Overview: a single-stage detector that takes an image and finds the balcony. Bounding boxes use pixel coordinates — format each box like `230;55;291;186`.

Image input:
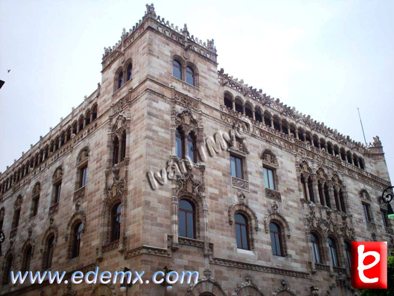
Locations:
232;177;249;191
265;188;281;201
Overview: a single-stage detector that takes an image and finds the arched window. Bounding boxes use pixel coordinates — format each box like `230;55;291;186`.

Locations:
245;103;253;118
187;132;197;162
71;222;84;258
298;128;305;141
186;66;195;86
120;130;127;161
224;92;233;109
310;233;322;264
178;199;195;238
117;71;123;89
175;127;184;159
273;115;281;131
2;254;13;285
126;63;132;81
255;107;263;122
43;234;55;270
270;222;284;256
235;212;250;250
235;98;243;113
346;151;352;164
328;237;339;267
173;59;182;80
110;202;122;242
112;136;119;165
22;244;33;271
264;111;272;127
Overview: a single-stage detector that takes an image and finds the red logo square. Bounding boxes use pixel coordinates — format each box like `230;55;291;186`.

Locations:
351;241;387;289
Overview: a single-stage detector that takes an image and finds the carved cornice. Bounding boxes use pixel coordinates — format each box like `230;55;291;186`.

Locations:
210;257;310;279
219;110;390;189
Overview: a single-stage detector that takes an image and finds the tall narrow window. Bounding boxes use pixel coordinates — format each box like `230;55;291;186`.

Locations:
53;182;61;204
43;234;55;270
318;181;325;205
79;165;88;188
2;254;13;285
52;167;62;206
328;237;339;267
324;183;331;208
175;128;184;158
308;176;315;202
333;188;340;211
11;208;20;230
381;209;389;228
126;63;132;81
362;202;373;223
344;241;352;268
22;245;33;272
263;167;275;190
186;132;197;162
110;203;122;242
235;213;250;250
178;199;195;238
310;233;322;264
270;222;284;256
230;155;243;179
112;136;119;165
117;71;123;89
71;222;84;258
186;66;195;85
120;131;127;161
173;60;182;80
339;189;346;213
301;175;308;200
31;195;39;217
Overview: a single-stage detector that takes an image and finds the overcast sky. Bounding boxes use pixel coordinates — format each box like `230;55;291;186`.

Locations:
1;0;393;182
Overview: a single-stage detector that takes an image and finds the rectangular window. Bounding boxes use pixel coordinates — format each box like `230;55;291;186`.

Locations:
263;167;275;190
230;155;243;179
79;166;88;188
362;202;372;223
381;209;389;228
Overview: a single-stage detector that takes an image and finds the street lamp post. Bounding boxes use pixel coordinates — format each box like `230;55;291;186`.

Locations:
382;186;394;220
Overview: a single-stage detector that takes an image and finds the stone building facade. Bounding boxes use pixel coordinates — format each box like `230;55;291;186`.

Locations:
0;4;392;296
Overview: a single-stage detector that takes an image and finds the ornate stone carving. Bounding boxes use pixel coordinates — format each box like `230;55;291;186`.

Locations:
272;279;297;296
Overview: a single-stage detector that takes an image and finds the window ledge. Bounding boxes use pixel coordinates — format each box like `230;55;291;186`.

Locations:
73;186;86;202
171;76;199;89
236;248;255;255
178;237;204;249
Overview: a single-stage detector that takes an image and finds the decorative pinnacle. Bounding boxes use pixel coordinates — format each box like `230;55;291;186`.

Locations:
145;3;156;17
182;24;189;37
